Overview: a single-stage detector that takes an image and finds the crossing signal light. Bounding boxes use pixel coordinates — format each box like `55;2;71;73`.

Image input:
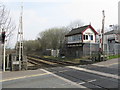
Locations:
1;31;5;44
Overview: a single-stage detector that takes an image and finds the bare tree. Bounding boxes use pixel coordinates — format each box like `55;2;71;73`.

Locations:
23;40;41;54
38;27;69;50
0;4;16;47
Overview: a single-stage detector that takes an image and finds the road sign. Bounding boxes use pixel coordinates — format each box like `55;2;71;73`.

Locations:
12;61;19;64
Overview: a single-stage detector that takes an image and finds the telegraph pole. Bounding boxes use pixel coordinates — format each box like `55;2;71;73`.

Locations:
101;10;105;54
99;10;105;61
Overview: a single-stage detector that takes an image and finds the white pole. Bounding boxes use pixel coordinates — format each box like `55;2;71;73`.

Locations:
3;41;6;72
102;10;105;54
6;54;9;69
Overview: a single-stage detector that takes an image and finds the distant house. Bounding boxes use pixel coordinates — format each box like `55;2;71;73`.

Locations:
104;30;120;43
64;25;98;58
104;30;120;55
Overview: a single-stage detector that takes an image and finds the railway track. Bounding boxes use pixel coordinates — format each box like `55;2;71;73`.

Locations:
27;55;78;68
27;55;68;69
27;56;59;67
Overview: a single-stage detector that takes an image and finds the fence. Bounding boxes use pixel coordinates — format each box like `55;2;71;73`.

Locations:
107;43;120;55
43;49;60;57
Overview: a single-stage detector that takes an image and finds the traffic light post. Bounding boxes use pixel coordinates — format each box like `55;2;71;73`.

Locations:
0;31;5;44
2;31;5;44
0;29;6;72
3;40;6;72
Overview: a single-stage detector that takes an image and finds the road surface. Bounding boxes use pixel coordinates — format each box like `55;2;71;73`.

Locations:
1;58;119;89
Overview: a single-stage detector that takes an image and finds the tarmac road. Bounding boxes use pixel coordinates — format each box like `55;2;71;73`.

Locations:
2;58;119;89
45;66;119;89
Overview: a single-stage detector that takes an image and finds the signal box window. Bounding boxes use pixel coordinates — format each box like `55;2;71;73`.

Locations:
83;35;88;40
90;35;93;40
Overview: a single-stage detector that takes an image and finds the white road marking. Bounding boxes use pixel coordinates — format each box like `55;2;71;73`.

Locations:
78;82;85;85
67;66;120;79
41;69;87;88
78;79;96;85
93;63;118;67
87;79;96;83
92;64;107;67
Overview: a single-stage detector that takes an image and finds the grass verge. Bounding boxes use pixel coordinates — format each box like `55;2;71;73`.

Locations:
43;56;90;64
108;54;120;60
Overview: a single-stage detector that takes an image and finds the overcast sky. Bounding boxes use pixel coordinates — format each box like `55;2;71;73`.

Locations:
1;0;119;48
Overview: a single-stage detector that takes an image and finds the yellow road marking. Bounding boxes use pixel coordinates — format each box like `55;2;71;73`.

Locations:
0;73;50;82
107;63;118;66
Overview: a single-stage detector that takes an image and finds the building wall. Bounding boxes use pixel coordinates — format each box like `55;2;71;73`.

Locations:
83;43;99;56
83;28;96;43
67;34;82;44
104;34;120;55
104;34;116;44
65;46;83;58
114;43;120;54
107;41;120;55
65;43;100;58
